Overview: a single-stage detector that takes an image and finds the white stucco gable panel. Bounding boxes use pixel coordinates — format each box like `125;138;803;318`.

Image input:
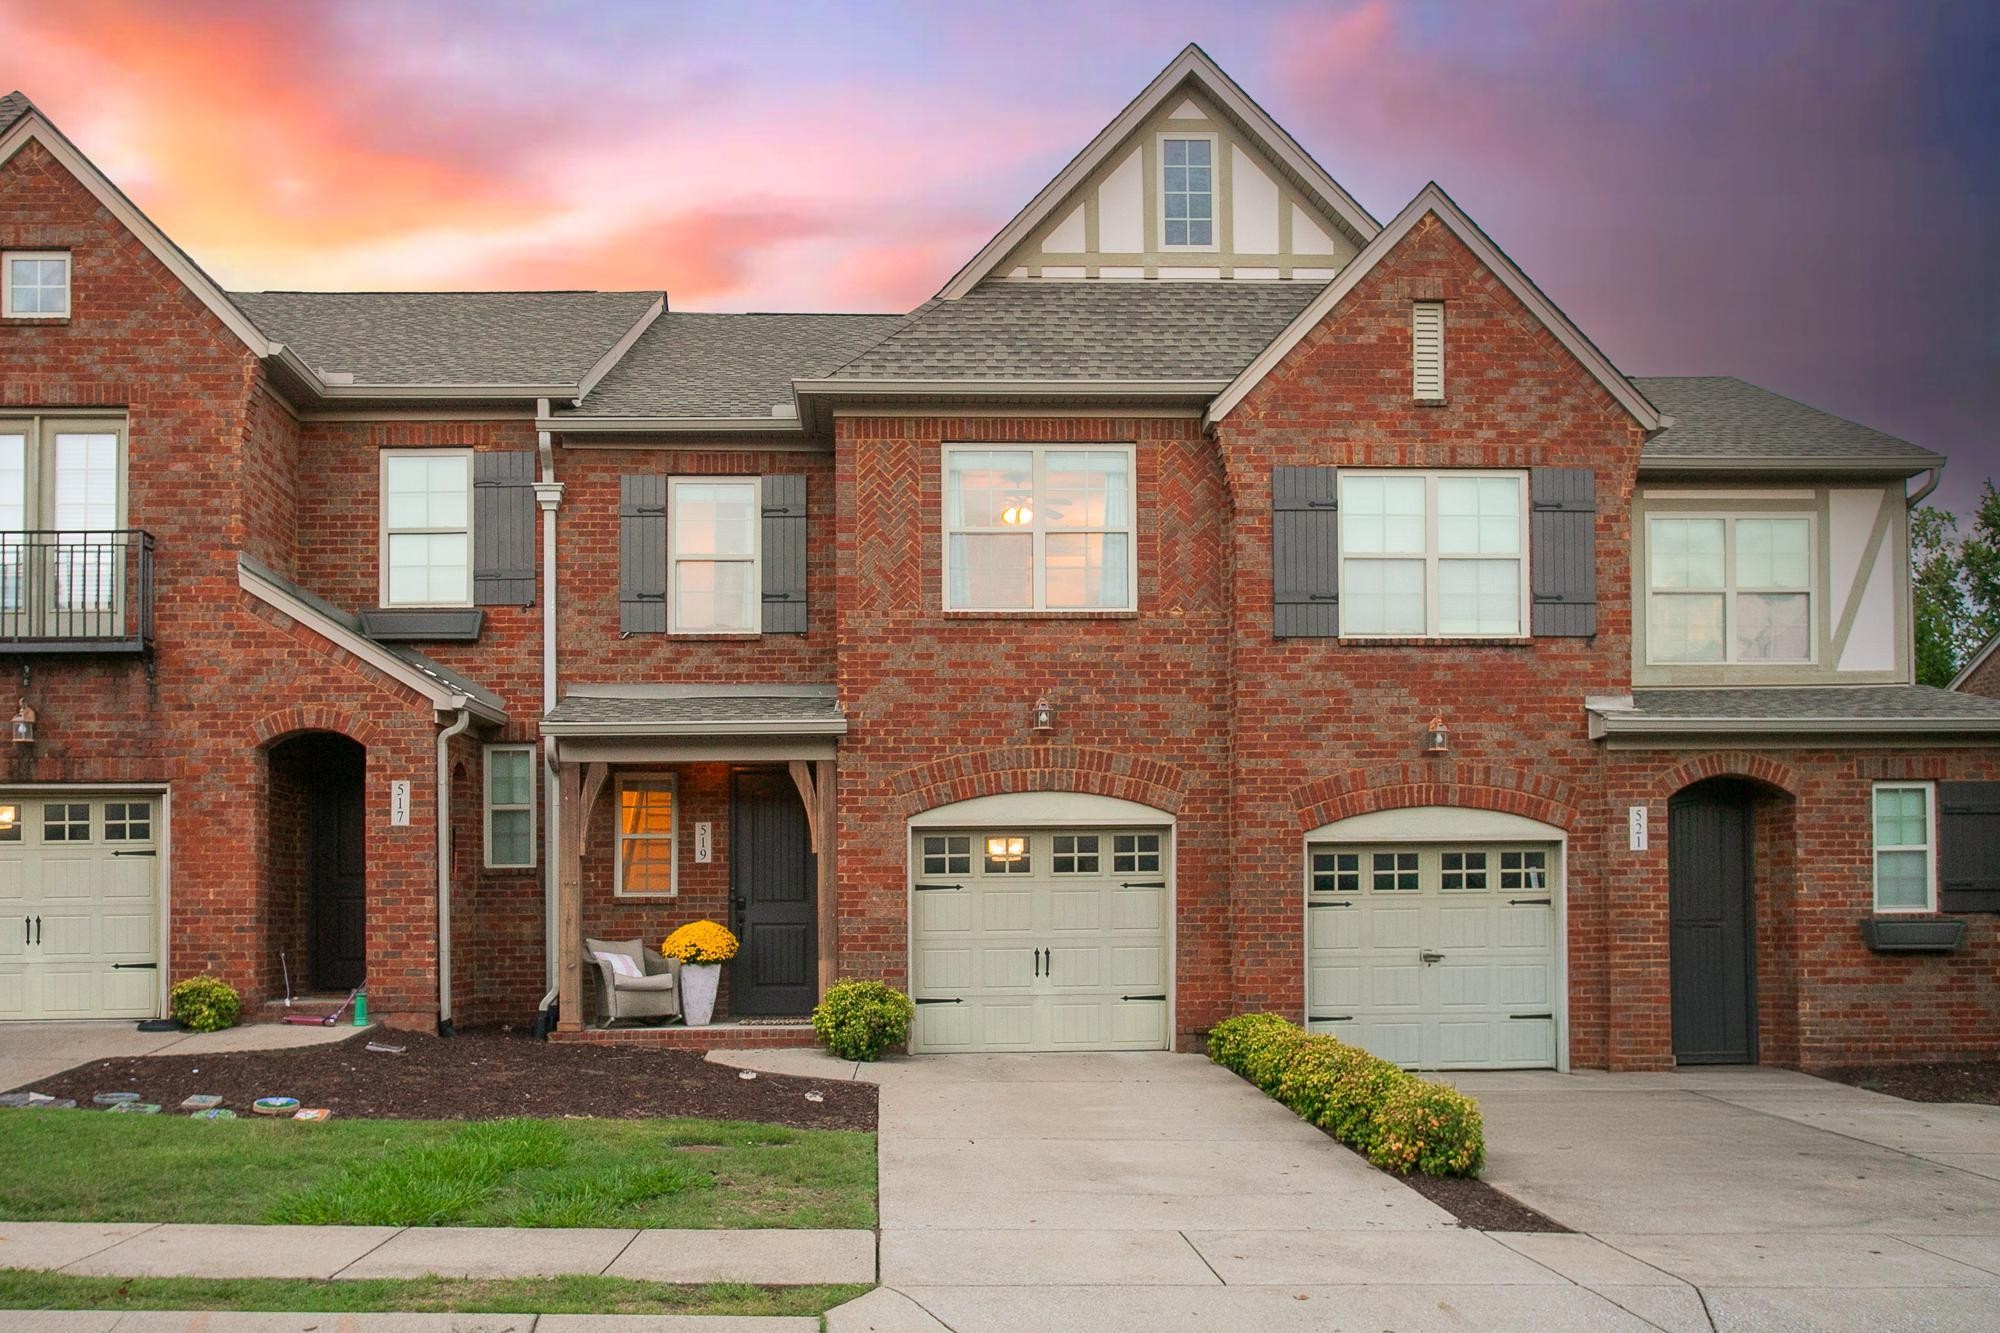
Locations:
1292;203;1340;255
1827;487;1883;628
1839;544;1899;671
1232;144;1280;253
1045;202;1087;253
1098;148;1146;253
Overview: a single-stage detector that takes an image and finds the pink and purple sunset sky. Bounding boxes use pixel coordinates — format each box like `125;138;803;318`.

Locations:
3;0;1995;514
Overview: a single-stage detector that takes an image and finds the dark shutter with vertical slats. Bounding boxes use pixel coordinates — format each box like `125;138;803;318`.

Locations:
619;474;667;634
472;450;537;606
760;474;808;634
1530;467;1596;637
1272;465;1338;638
1939;781;2000;913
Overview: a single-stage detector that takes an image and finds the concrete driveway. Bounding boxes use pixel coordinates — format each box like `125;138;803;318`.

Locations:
1;1020;361;1091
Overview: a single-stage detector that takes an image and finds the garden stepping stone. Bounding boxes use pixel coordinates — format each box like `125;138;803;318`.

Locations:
93;1092;141;1105
252;1097;300;1116
108;1102;161;1115
191;1107;237;1121
0;1092;40;1107
180;1094;223;1110
26;1099;76;1109
293;1108;332;1122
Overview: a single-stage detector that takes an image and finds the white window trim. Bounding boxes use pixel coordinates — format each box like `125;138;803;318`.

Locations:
3;250;71;319
378;448;474;609
1336;469;1530;639
1155;131;1220;253
668;475;762;636
483;744;536;870
1871;781;1936;914
941;443;1139;613
613;772;679;898
1644;512;1818;666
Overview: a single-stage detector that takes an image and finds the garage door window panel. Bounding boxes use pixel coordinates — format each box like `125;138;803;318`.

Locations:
1112;833;1160;875
103;801;150;842
920;834;971;877
982;833;1031;875
43;803;89;842
1312;850;1360;893
1052;834;1100;874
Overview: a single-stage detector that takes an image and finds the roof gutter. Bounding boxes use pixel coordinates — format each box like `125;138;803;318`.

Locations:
1636;455;1947;480
1907;465;1943;508
1589;713;2000;741
536;414;808;435
539;717;850;739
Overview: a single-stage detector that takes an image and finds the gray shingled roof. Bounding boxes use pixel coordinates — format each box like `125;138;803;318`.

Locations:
230;290;660;388
1636;377;1941;467
543;687;845;734
238;555;506;716
1623;686;2000;724
0;92;30;139
821;281;1325;382
560;312;904;420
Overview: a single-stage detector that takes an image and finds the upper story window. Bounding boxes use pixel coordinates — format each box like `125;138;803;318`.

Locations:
3;252;70;318
669;477;760;634
1872;782;1934;913
943;445;1135;612
0;415;127;623
1339;471;1526;637
1160;136;1214;248
380;450;471;607
1646;515;1812;664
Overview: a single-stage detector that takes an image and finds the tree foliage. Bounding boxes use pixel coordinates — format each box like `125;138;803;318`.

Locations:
1912;480;2000;686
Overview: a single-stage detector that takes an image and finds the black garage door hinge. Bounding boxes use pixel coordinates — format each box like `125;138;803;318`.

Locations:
112;962;158;970
1308;899;1353;909
1507;897;1552;906
1508;1012;1553;1021
913;996;961;1005
1120;993;1167;1002
111;849;158;858
1120;881;1166;889
913;883;962;892
1309;1014;1353;1022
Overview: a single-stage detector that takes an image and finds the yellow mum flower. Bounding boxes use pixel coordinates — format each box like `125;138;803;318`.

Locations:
660;919;740;965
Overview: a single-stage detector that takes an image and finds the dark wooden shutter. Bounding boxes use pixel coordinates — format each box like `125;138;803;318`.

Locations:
1530;467;1596;636
1272;465;1338;638
1939;781;2000;913
760;474;808;634
472;450;537;606
618;474;667;634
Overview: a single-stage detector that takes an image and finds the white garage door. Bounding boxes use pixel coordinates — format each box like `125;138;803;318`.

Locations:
1307;843;1557;1069
0;794;161;1020
910;827;1170;1053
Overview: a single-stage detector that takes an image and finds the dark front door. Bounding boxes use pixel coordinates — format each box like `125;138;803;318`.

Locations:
730;769;817;1016
308;755;367;991
1668;783;1757;1063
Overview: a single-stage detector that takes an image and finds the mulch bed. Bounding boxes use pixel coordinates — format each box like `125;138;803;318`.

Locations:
1820;1060;2000;1106
7;1029;875;1131
1396;1171;1569;1232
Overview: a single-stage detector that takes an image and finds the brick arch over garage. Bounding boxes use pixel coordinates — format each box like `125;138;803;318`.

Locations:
1295;761;1581;833
1650;752;1803;800
250;704;384;750
889;745;1190;819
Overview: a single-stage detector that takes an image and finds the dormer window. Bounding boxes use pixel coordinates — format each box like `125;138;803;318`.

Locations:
3;252;70;318
1160;137;1214;248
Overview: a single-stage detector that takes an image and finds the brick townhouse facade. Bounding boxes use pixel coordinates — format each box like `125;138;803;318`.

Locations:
2;47;1996;1070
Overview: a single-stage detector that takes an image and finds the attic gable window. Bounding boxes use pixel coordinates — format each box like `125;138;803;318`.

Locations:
1412;302;1445;400
3;252;69;318
1160;137;1214;248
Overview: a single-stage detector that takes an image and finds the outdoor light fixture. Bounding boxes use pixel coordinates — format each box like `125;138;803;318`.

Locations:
985;834;1027;863
10;701;35;747
1031;695;1055;734
1423;716;1450;755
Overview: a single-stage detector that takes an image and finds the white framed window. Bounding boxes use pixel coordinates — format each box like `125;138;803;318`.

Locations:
0;415;129;623
614;774;677;897
943;445;1136;612
1339;471;1528;637
484;744;536;869
1158;134;1216;248
380;449;472;607
3;251;70;318
669;476;760;634
1872;783;1934;913
1412;301;1445;401
1647;514;1813;664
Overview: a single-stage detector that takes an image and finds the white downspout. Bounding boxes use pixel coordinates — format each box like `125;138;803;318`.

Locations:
534;405;565;1024
436;704;474;1035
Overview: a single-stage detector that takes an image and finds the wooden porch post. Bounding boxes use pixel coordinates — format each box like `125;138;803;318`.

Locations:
555;759;609;1033
788;758;840;999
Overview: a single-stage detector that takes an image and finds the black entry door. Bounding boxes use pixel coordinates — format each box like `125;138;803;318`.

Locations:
730;769;818;1016
1668;784;1757;1063
308;760;367;991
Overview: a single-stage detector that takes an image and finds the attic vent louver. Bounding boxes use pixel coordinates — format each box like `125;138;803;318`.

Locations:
1412;302;1444;401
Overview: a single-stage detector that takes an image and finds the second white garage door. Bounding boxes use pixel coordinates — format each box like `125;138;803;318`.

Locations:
910;828;1170;1053
0;793;162;1020
1307;842;1558;1069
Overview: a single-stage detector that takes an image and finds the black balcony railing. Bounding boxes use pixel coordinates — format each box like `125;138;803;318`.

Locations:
0;530;155;654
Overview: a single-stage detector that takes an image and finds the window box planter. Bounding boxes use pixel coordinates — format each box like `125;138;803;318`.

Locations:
360;607;484;641
1859;918;1965;954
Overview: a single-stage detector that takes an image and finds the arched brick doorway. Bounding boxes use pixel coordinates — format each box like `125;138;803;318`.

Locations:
267;731;367;993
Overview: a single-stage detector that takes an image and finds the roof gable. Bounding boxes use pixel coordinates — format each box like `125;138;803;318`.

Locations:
1209;182;1662;431
937;45;1378;299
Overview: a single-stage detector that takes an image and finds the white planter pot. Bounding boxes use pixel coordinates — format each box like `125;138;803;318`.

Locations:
681;963;721;1027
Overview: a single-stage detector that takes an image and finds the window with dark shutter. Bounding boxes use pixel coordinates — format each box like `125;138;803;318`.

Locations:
1272;465;1338;638
1530;467;1596;637
472;450;536;606
1939;781;2000;913
618;474;667;634
761;473;808;634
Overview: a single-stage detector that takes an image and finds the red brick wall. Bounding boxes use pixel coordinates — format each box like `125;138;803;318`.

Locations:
1959;644;2000;698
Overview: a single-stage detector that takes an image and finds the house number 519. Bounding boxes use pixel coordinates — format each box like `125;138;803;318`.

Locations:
694;822;712;863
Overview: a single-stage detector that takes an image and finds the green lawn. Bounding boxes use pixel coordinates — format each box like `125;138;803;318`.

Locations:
0;1112;874;1229
0;1270;868;1316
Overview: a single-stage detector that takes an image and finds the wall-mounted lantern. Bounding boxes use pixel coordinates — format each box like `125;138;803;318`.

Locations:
10;701;36;747
1031;695;1055;734
1423;716;1449;755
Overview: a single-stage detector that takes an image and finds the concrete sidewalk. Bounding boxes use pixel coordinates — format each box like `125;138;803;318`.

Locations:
0;1221;875;1285
0;1020;361;1091
0;1317;817;1332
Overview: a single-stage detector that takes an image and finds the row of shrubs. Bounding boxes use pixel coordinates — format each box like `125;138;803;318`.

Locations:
1208;1012;1485;1177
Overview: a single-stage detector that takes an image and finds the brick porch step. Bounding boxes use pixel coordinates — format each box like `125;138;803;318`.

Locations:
550;1020;819;1050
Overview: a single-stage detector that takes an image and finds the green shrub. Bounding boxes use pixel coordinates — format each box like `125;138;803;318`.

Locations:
169;975;241;1033
1205;1013;1484;1178
811;979;915;1061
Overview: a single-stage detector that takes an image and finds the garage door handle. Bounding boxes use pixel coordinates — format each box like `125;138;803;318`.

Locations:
111;849;157;858
1419;950;1444;964
33;916;39;945
112;962;157;970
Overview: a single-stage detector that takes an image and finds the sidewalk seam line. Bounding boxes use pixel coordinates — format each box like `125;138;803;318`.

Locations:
51;1220;165;1274
599;1227;642;1277
1894;1234;2000;1280
1686;1087;1999;1185
901;1287;965;1333
328;1225;407;1280
1573;1278;1682;1333
1177;1229;1227;1286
